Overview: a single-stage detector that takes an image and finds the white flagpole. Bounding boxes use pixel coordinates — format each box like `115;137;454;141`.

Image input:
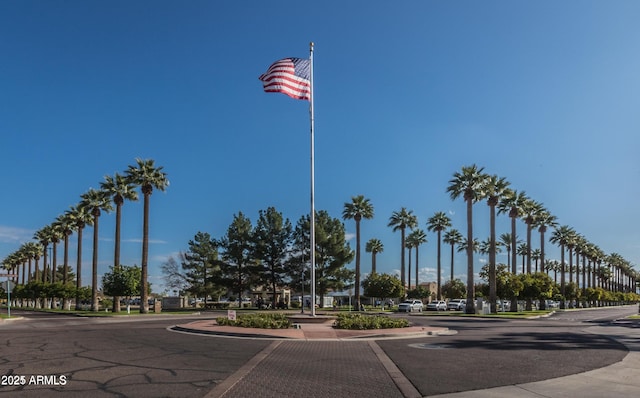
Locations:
309;42;316;317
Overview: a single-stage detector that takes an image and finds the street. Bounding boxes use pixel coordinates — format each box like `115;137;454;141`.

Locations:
0;306;636;397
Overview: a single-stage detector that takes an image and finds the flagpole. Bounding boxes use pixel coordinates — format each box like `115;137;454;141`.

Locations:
309;41;316;317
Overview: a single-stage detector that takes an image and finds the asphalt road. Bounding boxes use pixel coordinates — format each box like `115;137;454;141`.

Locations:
0;306;635;397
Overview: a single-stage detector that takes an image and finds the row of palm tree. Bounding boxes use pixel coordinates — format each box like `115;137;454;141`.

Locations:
1;158;168;313
448;164;637;313
344;164;637;314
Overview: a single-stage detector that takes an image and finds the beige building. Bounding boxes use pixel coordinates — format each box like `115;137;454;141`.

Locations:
417;282;438;300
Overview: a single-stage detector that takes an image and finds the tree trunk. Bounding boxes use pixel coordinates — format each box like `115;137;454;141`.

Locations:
465;197;475;314
140;190;151;314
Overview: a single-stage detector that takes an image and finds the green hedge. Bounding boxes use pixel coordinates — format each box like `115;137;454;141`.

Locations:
216;313;292;329
333;313;410;330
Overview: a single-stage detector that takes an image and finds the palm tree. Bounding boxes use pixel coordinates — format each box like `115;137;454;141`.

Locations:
388;207;418;292
80;188;114;312
443;229;463;282
34;225;54;284
565;230;579;289
342;195;374;310
482;174;510;313
405;238;415;290
24;242;42;284
447;164;486;314
66;204;94;310
550;225;575;309
407;228;427;292
516;242;529;274
365;238;384;274
533;210;557;273
498;233;514;269
126;158;169;313
457;238;479;256
574;235;588;298
521;199;543;275
101;172;139;312
49;223;63;284
426;212;450;300
497;189;528;275
54;213;74;285
531;249;541;272
545;259;559;283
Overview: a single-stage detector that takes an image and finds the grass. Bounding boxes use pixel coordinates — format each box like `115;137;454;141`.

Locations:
415;309;554;319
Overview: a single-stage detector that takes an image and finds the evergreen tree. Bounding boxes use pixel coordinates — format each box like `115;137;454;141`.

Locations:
292;211;354;306
219;212;255;303
181;232;223;305
253;207;293;308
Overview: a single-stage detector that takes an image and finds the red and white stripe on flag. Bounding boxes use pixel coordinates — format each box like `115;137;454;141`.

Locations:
259;58;311;101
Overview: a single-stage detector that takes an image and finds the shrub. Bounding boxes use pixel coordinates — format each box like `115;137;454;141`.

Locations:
333;313;410;330
216;313;292;329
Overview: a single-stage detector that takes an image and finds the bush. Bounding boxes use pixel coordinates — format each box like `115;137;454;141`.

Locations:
333;313;410;330
216;313;292;329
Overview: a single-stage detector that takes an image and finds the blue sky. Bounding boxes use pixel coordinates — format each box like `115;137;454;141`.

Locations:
1;1;639;294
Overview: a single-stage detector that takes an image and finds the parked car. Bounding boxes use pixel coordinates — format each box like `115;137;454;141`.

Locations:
545;300;560;309
427;300;447;311
397;300;424;313
447;299;466;311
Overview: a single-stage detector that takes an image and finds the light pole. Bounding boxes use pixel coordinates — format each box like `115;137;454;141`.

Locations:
300;253;305;314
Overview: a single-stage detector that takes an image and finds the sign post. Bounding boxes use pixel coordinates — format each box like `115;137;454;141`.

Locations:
1;274;18;318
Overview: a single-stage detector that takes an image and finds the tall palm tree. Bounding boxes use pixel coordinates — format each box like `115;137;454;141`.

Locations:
565;230;579;288
405;238;415;290
80;188;114;312
426;212;450;300
497;189;528;312
482;174;510;313
24;242;42;283
443;229;463;282
521;199;543;275
497;189;528;274
48;222;64;285
531;249;541;272
516;242;529;274
498;233;514;269
574;235;588;297
457;238;479;256
365;238;384;274
388;207;418;292
342;195;374;310
54;213;74;285
66;204;94;310
101;172;139;312
407;228;427;292
447;164;486;314
126;158;169;314
34;225;54;283
550;225;575;309
533;210;557;273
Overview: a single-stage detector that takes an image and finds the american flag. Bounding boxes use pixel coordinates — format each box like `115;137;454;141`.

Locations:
258;58;311;101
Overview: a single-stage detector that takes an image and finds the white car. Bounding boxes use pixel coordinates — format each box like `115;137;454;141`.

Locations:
447;299;466;311
397;300;424;313
426;300;447;311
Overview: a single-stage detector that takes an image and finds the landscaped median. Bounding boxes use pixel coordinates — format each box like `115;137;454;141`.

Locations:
173;311;449;340
215;312;411;330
